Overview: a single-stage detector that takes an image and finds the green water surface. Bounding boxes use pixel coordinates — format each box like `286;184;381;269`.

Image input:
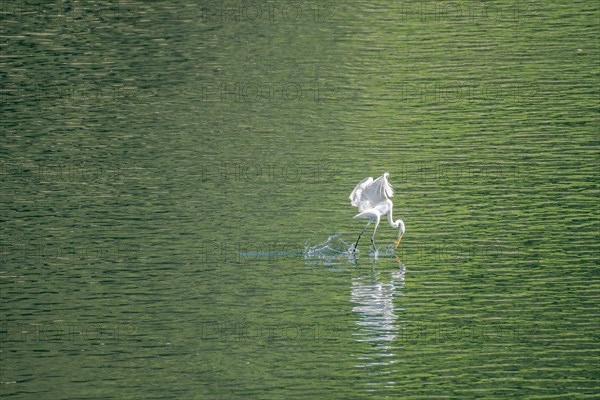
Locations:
1;1;598;399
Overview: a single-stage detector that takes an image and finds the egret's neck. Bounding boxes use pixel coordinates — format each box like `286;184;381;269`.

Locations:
386;202;404;235
387;201;399;228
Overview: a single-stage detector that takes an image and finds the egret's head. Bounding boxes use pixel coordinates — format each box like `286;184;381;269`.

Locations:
396;220;405;235
394;220;405;249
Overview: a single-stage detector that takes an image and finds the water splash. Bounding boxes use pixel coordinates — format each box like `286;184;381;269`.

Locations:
304;234;358;263
236;234;398;264
304;234;400;264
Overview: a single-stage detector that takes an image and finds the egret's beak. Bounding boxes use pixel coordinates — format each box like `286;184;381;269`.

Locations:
394;234;403;249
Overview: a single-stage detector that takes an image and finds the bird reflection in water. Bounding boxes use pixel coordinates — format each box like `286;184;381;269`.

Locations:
351;264;405;370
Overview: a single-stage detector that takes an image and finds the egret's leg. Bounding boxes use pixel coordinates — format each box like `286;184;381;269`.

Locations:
353;219;372;251
370;216;381;251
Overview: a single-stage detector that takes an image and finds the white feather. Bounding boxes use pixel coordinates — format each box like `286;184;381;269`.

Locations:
349;172;394;213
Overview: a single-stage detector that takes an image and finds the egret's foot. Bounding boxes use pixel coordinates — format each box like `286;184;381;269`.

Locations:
369;239;378;257
370;247;379;259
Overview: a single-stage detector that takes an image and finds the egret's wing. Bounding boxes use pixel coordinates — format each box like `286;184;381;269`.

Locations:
360;173;394;209
349;177;373;208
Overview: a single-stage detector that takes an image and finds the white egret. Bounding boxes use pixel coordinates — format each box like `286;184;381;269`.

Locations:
349;172;405;252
